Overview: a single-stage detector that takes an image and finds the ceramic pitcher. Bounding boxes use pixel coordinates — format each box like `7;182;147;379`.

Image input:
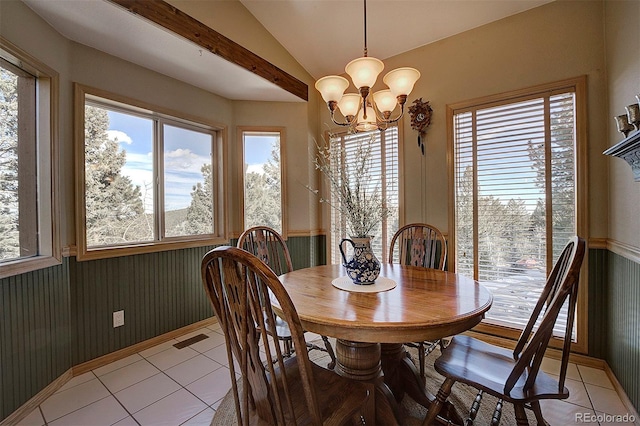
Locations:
339;237;381;285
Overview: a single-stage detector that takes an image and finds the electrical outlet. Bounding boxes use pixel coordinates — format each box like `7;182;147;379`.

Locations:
113;310;124;328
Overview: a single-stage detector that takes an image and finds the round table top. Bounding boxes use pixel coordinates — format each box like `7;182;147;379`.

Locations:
278;263;493;344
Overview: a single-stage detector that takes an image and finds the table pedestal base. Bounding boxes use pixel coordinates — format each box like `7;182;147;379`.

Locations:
333;339;464;425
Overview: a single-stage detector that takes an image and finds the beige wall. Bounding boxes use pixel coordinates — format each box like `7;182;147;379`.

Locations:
604;0;640;252
1;0;322;249
319;0;609;240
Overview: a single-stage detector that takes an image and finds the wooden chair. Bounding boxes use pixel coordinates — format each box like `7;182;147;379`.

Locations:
201;246;373;425
388;223;447;380
238;226;337;369
423;236;586;426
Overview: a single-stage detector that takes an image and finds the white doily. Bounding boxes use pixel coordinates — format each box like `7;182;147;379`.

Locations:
331;276;397;293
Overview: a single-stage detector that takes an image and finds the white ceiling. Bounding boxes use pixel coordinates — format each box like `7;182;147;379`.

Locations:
23;0;553;102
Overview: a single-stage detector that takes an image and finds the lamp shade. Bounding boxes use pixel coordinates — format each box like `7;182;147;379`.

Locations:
345;57;384;89
383;67;420;97
315;75;349;103
355;107;378;132
337;93;361;118
373;89;397;113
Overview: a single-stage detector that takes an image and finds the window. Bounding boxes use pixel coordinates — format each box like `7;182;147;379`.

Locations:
450;77;587;349
327;127;401;264
0;40;59;278
238;128;286;235
76;85;226;260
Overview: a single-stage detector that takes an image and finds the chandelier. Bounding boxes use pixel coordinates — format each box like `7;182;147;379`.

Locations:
314;0;420;132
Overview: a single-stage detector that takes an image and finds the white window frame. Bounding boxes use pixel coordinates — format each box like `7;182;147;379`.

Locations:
447;76;588;353
237;127;287;238
75;84;228;261
0;38;60;279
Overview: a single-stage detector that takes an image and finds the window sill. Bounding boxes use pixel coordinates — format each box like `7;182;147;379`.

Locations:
0;255;63;279
76;236;228;261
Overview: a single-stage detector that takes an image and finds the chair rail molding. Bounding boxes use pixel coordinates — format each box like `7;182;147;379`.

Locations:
604;129;640;182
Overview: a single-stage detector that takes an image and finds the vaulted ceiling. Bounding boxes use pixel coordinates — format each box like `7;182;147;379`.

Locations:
22;0;553;102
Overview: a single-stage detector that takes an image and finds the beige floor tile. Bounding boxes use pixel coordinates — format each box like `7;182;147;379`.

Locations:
99;359;161;393
585;384;629;416
55;371;96;393
186;367;233;406
16;408;44;426
165;354;223;387
563;377;593;409
145;345;200;371
578;365;614;389
133;388;207;426
112;416;139;426
188;331;226;354
48;396;128;426
139;339;179;358
203;344;230;366
539;399;596;426
93;353;143;377
40;378;110;422
182;408;215;426
540;357;581;381
114;373;181;413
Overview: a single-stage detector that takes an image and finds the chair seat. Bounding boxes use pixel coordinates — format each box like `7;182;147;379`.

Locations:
434;335;569;403
240;356;371;425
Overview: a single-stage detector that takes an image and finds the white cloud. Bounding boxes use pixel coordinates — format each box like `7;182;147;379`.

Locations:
246;164;265;174
164;148;209;174
107;130;133;145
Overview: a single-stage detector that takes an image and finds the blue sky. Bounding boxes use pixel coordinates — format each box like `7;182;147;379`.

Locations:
107;111;211;213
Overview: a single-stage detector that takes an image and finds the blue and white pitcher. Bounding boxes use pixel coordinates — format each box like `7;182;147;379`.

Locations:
339;237;381;285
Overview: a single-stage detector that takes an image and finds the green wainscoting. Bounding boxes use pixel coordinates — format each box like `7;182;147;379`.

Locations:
0;260;72;421
2;240;637;421
605;250;640;412
0;235;324;421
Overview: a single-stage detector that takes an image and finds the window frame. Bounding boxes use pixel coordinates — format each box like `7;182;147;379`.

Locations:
447;76;589;354
237;126;288;238
324;125;405;264
0;37;60;279
74;83;228;261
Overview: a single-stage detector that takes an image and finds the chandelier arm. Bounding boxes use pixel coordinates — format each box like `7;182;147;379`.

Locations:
330;110;359;127
370;98;406;124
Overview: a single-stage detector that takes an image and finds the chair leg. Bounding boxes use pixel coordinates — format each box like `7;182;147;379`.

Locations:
422;377;455;426
321;335;337;369
514;403;530;426
418;342;426;380
282;337;293;357
490;399;503;426
465;390;483;425
529;401;549;426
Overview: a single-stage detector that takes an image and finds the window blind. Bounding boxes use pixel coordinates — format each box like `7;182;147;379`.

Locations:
453;91;577;337
328;128;399;264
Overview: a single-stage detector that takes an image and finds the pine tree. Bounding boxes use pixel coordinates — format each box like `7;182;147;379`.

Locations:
84;105;146;246
0;67;20;259
184;164;213;235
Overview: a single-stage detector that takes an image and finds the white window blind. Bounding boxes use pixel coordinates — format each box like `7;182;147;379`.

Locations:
453;90;577;337
328;128;400;264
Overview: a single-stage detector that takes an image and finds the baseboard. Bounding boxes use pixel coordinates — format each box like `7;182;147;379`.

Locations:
0;369;73;426
2;317;217;425
603;363;640;426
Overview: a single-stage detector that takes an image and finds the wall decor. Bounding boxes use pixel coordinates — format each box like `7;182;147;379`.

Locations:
408;98;433;155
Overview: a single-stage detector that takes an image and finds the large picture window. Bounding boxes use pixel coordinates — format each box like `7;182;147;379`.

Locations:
327;127;401;264
449;77;587;350
0;40;59;278
76;85;226;260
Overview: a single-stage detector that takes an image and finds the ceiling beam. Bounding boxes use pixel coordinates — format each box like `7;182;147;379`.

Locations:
106;0;308;101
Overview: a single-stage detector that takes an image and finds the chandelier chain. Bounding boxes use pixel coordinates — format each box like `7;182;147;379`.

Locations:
363;0;368;57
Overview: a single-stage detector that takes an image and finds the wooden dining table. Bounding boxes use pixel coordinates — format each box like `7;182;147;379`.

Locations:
276;263;493;425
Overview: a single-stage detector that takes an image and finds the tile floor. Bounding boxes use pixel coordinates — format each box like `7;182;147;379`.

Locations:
15;320;638;426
